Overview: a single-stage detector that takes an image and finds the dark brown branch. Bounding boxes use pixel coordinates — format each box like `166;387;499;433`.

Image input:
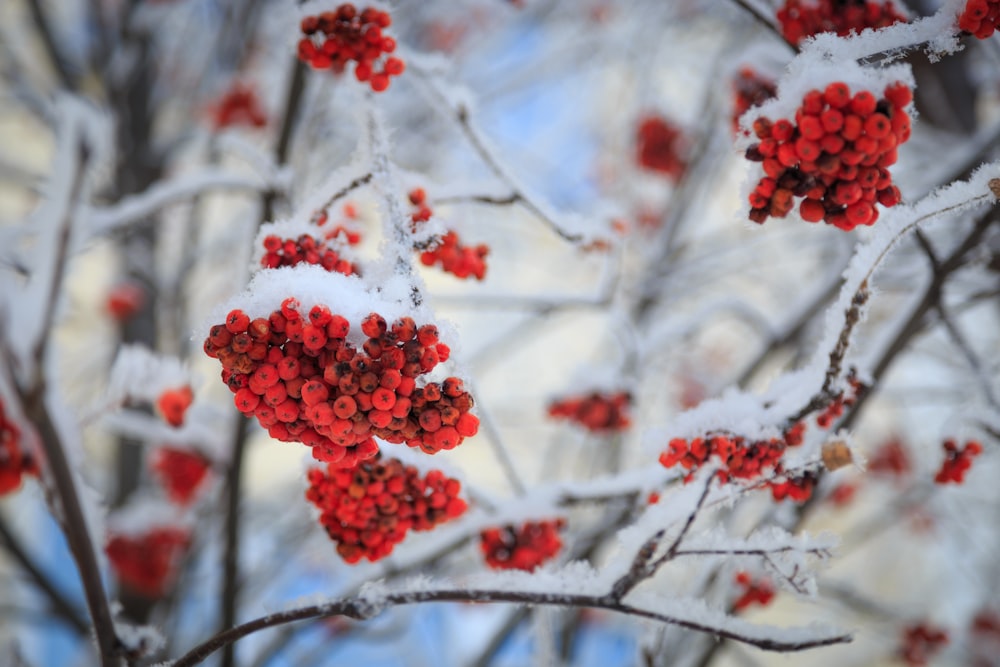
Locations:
16;139;122;666
172;587;851;666
311;172;374;222
218;57;306;667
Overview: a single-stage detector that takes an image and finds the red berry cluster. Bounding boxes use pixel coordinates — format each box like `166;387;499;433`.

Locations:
635;115;686;180
306;456;467;563
732;67;777;134
151;447;212;506
815;374;865;428
745;81;912;230
105;527;190;597
933;439;982;484
156;386;193;427
298;5;405;93
659;422;805;485
210;83;267;130
732;571;775;611
898;622;949;666
261;234;359;276
204;305;479;466
106;282;145;322
546;391;632;433
769;470;817;502
970;608;1000;666
827;480;858;506
777;0;907;45
1;400;36;496
408;188;489;281
480;519;565;572
958;0;1000;38
868;437;911;478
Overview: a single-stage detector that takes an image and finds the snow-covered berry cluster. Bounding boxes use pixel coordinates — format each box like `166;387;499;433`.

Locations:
210;83;267;130
261;234;359;276
933;439;982;484
298;5;405;92
479;519;564;572
0;399;36;496
958;0;1000;38
732;571;775;611
547;391;631;433
745;81;912;230
306;456;467;563
777;0;907;45
732;67;777;134
635;115;687;179
105;527;190;598
151;446;213;506
204;305;479;467
659;423;816;501
408;188;489;281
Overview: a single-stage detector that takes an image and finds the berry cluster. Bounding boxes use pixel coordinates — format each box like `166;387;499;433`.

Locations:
408;188;489;281
261;234;359;276
868;437;911;478
298;5;405;92
151;447;212;506
958;0;1000;39
732;67;777;134
306;456;467;563
777;0;907;45
105;527;190;597
480;519;564;572
106;282;145;322
156;386;194;427
933;439;982;484
204;305;479;466
1;400;36;496
732;571;775;611
815;374;865;428
659;422;805;484
210;83;267;130
769;470;817;502
745;81;912;230
546;391;632;433
898;622;949;666
635;115;686;180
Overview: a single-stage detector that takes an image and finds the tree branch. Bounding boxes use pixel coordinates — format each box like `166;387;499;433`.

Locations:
172;586;851;667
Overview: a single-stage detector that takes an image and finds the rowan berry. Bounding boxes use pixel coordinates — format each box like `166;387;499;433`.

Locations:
157;386;194;427
152;446;212;505
934;439;982;484
106;282;146;321
480;519;564;571
297;5;404;92
777;0;907;45
732;67;777;133
209;82;267;130
744;80;911;229
635;114;687;179
547;391;631;433
732;572;775;611
106;527;190;597
306;455;467;563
